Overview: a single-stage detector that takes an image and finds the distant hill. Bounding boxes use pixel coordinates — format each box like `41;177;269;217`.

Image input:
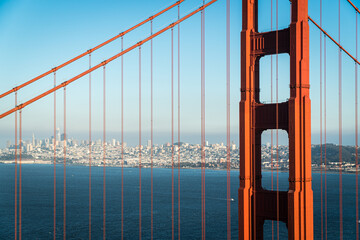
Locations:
312;144;357;164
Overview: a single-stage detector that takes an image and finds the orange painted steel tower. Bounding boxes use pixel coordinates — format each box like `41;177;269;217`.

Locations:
239;0;314;239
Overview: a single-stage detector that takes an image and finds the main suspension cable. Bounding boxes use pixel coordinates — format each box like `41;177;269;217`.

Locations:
0;0;218;120
0;0;184;100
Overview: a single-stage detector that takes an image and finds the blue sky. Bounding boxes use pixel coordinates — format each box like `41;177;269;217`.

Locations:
0;0;359;147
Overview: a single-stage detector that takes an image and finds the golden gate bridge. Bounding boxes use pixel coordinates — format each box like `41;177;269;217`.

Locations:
0;0;359;239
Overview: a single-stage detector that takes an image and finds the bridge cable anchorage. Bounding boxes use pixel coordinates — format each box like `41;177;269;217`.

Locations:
226;0;231;239
139;45;142;240
121;36;124;240
88;53;92;240
53;72;57;240
103;64;106;240
171;27;175;240
276;0;279;238
201;1;206;239
0;0;218;120
320;0;323;239
339;0;343;237
356;10;359;240
177;4;181;239
63;86;67;240
150;20;154;240
0;0;184;100
14;92;18;240
19;109;22;240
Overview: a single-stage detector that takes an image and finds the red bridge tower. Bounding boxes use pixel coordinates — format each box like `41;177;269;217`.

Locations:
239;0;314;239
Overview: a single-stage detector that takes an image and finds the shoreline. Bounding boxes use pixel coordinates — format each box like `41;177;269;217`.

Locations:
0;159;358;175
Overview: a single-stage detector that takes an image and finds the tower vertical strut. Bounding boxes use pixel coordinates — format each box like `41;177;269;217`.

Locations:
239;0;314;239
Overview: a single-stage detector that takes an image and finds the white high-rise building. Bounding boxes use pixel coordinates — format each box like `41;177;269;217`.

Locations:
57;128;61;142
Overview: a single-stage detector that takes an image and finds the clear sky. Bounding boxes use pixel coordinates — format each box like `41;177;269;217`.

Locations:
0;0;359;147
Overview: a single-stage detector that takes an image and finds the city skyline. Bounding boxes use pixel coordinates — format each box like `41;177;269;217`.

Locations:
1;0;360;149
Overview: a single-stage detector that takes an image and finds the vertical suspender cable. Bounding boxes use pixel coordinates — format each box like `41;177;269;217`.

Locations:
226;0;231;239
177;5;181;239
54;72;57;240
201;1;206;239
88;53;92;240
19;110;22;240
171;27;175;240
103;65;107;240
338;0;343;238
121;36;124;240
150;21;154;240
270;0;274;238
324;36;328;240
355;10;359;240
276;0;279;238
139;46;142;240
63;86;66;240
320;1;323;239
15;92;17;240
